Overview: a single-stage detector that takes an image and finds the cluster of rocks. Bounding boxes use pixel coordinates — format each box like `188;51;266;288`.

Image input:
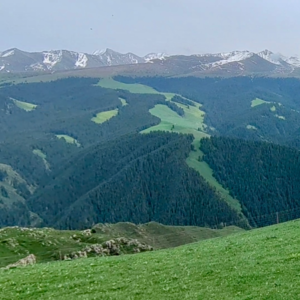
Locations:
63;237;153;260
4;254;36;270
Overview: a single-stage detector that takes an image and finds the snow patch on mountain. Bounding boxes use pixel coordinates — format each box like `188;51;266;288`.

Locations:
257;50;284;65
1;49;15;58
43;51;62;69
128;53;138;64
30;63;46;71
93;48;108;56
75;53;88;68
284;56;300;67
144;53;168;62
206;51;254;67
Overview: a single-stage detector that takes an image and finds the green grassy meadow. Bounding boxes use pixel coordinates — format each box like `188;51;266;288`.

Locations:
1;220;300;299
186;140;242;213
98;78;159;94
56;135;81;147
10;98;37;112
251;98;270;107
91;109;118;124
119;97;128;106
275;114;286;120
246;124;257;130
32;149;50;170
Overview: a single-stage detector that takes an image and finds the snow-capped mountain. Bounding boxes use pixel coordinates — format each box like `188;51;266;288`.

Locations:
153;50;300;76
144;53;168;62
0;48;168;73
0;48;299;76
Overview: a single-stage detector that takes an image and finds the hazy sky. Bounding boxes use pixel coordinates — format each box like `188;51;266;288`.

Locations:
1;0;299;56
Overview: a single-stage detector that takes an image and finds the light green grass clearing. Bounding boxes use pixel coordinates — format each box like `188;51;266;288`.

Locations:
56;135;80;147
2;220;300;299
270;105;276;112
32;149;50;170
275;114;286;120
91;109;118;124
10;98;37;112
98;78;176;101
246;125;257;130
119;97;128;106
251;98;270;107
98;78;159;94
141;104;207;139
186;140;242;213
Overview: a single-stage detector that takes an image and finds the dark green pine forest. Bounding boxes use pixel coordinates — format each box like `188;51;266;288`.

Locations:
1;76;300;230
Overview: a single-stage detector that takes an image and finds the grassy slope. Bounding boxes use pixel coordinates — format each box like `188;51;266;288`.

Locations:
91;109;118;124
0;222;242;268
275;114;286;120
56;135;81;147
119;97;128;106
10;98;37;112
1;220;300;299
0;164;34;207
0;164;33;192
251;97;270;107
0;182;25;207
186;140;242;212
32;149;50;171
251;98;286;120
246;125;257;130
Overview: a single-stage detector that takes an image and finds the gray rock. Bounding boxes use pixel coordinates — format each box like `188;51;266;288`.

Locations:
4;254;36;269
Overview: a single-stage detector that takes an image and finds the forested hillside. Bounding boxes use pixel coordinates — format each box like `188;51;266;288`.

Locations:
2;76;300;230
28;133;243;229
201;136;300;226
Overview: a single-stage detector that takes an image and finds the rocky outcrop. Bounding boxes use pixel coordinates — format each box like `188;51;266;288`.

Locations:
63;237;153;260
4;254;36;269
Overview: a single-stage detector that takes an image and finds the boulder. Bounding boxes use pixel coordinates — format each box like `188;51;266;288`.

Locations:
5;254;36;269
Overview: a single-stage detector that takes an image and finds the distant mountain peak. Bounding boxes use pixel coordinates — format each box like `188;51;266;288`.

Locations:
257;49;285;65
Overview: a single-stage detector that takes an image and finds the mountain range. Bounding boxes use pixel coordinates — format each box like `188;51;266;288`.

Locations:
0;48;167;73
1;48;300;76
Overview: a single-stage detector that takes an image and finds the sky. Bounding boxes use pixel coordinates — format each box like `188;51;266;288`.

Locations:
0;0;299;56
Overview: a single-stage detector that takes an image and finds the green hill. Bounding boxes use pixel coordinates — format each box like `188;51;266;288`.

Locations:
0;222;242;268
1;219;299;299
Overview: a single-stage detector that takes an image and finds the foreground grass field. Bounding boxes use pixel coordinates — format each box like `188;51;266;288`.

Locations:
1;220;300;299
